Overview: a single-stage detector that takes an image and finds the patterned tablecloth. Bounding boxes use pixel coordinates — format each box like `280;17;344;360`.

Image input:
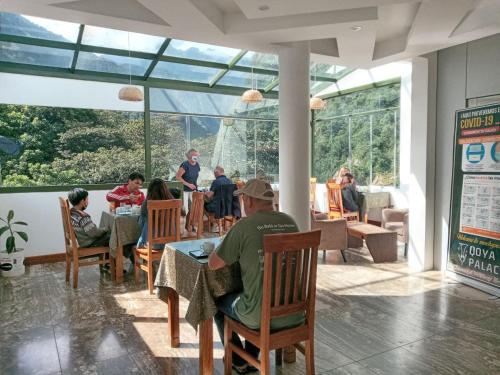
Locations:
99;212;141;257
155;238;242;330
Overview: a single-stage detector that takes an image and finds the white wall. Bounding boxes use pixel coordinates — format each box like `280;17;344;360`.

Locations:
0;190;110;256
0;73;143;111
434;33;500;271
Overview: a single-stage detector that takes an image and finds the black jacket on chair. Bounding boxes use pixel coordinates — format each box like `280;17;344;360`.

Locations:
213;184;241;219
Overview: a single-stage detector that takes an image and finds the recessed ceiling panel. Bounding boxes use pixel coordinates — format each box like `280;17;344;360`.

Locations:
52;0;170;26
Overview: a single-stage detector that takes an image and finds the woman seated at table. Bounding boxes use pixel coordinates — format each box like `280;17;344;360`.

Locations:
137;178;174;250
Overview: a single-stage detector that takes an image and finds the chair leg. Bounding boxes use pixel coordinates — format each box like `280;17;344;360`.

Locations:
341;250;347;263
134;250;140;285
224;318;232;375
305;338;315;375
109;255;115;281
65;253;71;283
275;348;283;366
404;243;408;257
72;259;79;289
147;259;154;295
261;349;270;375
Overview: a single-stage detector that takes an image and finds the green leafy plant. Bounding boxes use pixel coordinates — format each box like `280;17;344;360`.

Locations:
0;210;28;254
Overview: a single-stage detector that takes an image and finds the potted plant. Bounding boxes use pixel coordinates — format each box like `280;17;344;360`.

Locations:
0;210;28;277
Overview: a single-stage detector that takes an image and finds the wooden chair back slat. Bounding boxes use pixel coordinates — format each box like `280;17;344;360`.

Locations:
273;252;283;307
292;250;302;303
283;252;293;306
262;230;321;325
59;197;79;251
301;248;310;305
326;182;344;215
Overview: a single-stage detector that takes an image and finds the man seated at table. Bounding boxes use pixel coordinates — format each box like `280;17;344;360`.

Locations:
208;179;301;374
204;166;232;213
106;172;145;208
69;188;110;247
341;173;359;212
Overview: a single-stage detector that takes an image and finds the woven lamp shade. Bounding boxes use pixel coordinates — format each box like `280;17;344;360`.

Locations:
309;96;326;110
118;86;144;102
241;89;263;103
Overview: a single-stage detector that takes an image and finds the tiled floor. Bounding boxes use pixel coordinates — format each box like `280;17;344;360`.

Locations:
0;246;498;374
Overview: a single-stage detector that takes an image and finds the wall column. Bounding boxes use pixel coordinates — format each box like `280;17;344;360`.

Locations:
278;42;310;231
400;56;436;271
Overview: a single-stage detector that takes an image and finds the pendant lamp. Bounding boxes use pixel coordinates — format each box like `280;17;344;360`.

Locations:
309;63;326;110
242;67;263;103
119;32;143;102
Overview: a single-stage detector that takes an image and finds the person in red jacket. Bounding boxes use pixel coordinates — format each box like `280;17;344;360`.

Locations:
106;172;145;207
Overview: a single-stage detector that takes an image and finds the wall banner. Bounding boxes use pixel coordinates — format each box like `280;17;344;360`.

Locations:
447;103;500;288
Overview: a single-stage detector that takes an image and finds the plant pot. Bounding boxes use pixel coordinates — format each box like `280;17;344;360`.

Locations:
0;249;25;277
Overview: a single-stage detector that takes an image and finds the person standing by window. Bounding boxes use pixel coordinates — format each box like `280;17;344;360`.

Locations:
175;148;200;214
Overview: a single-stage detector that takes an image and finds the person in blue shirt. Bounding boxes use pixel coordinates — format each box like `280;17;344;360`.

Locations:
136;178;174;250
175;148;201;214
204;166;232;213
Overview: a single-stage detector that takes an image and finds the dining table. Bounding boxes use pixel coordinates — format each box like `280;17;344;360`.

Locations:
99;211;141;283
154;237;242;375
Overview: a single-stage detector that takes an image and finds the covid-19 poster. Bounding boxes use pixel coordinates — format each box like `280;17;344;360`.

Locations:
447;103;500;289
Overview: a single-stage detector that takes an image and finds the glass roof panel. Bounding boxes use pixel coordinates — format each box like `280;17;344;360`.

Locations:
0;41;73;68
82;25;165;53
236;51;278;70
150;61;221;83
165;40;241;64
312;63;347;78
0;12;80;42
76;51;151;75
217;70;274;89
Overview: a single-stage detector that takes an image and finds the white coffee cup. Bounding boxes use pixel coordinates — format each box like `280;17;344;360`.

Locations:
201;241;215;255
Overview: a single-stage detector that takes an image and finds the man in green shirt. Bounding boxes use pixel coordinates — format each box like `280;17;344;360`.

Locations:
208;179;301;374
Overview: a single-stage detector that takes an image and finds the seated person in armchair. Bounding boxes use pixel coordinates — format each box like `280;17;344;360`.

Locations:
341;173;359;213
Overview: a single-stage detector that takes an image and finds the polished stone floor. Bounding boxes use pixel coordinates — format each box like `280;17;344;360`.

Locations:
0;246;499;375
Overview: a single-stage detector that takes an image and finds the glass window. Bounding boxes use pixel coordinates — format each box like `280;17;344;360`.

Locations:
82;25;165;53
76;51;151;75
150;88;278;119
0;41;73;68
150;61;221;83
313;118;350;183
149;113;279;186
236;51;278;71
217;70;275;89
313;63;347;78
350;115;371;186
150;113;188;180
165;40;241;64
372;111;398;186
0;12;80;43
0;104;145;187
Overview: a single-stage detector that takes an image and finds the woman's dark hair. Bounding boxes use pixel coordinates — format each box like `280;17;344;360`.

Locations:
146;178;174;200
68;188;88;206
128;172;145;182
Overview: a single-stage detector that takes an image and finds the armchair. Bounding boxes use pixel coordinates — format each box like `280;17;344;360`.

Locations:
310;211;348;262
382;208;409;257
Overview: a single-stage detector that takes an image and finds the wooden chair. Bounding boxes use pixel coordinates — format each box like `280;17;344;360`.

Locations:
224;230;322;375
326;182;359;221
185;191;205;239
134;199;181;294
309;177;317;211
58;197;112;289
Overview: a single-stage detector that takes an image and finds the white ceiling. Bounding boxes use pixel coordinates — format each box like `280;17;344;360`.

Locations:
1;0;499;68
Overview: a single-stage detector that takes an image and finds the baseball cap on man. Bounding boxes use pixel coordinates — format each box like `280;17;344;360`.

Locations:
234;179;275;201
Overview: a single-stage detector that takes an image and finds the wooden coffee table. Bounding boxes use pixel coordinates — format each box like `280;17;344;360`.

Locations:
346;221;398;263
